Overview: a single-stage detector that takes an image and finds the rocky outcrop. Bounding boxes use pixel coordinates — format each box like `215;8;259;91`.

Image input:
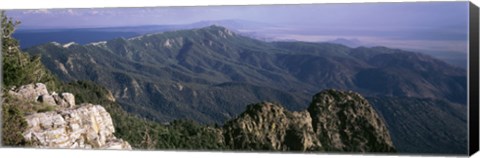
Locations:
308;90;395;152
8;83;131;149
9;84;76;108
223;89;395;152
8;83;49;102
223;102;322;151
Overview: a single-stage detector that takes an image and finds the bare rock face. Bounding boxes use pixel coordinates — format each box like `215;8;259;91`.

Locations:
58;93;75;108
286;111;322;151
223;89;395;153
8;83;48;102
223;102;322;151
8;83;76;108
23;104;131;149
38;94;56;105
9;83;131;150
308;90;395;152
105;90;116;102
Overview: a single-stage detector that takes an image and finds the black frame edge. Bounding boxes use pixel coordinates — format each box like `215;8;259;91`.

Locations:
469;1;480;156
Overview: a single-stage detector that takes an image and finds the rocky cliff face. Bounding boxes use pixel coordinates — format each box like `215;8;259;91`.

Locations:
308;90;395;152
5;83;394;152
223;102;321;151
8;83;131;149
223;89;395;152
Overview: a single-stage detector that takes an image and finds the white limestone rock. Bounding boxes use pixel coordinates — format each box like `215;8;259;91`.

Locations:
23;104;131;150
8;83;49;101
60;93;75;108
38;94;57;106
10;83;131;150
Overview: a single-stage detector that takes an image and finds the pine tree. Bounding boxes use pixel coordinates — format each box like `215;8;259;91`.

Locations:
1;11;59;90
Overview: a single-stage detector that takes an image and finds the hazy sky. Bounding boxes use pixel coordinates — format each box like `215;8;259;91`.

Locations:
6;2;469;54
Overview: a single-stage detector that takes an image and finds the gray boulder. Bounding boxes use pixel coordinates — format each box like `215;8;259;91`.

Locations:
60;93;75;108
8;83;49;101
38;94;57;106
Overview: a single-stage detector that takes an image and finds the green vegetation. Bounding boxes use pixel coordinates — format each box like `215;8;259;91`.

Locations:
35;103;56;113
368;96;467;154
62;81;226;150
1;11;41;146
1;12;60;91
1;95;30;146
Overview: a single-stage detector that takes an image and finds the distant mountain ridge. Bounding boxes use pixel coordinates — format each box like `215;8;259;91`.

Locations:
13;19;273;49
26;25;468;154
15;20;467;68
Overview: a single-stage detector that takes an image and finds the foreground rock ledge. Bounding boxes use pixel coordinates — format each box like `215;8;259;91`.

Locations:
9;83;131;149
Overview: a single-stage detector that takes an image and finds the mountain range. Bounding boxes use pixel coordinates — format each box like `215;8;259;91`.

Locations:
13;19;272;49
25;25;468;154
15;19;467;68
